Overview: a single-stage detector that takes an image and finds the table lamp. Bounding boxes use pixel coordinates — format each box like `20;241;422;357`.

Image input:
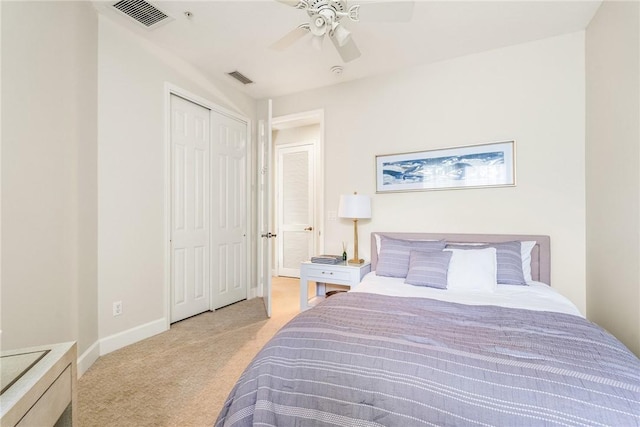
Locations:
338;192;371;264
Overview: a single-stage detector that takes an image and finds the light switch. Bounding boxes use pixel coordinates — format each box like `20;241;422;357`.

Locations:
327;210;337;221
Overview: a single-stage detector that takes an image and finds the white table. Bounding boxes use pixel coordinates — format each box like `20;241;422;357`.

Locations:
300;261;371;310
0;342;77;426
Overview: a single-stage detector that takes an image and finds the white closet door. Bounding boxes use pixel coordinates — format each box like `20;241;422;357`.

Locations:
170;95;210;323
211;113;248;309
277;143;315;278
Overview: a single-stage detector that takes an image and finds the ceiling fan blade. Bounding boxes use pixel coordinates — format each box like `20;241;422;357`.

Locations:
354;1;415;22
330;32;361;62
270;25;309;51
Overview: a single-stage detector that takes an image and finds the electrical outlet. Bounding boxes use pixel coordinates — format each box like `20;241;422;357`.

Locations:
113;301;123;317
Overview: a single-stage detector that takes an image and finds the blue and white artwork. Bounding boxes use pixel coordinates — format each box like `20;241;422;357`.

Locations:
376;141;515;193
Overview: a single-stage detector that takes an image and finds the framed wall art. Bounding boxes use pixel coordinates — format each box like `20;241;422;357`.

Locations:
376;141;515;193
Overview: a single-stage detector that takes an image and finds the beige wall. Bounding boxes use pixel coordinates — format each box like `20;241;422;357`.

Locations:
75;2;100;362
97;16;256;343
586;0;640;356
1;1;98;354
273;32;588;312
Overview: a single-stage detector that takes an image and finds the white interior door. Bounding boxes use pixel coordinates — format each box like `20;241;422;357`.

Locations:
277;143;315;278
211;112;248;310
258;100;273;317
170;94;210;323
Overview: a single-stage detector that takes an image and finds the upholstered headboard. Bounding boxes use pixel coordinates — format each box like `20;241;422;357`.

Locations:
370;232;551;285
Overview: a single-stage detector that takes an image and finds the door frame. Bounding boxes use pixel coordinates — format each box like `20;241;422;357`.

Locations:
271;109;325;273
257;101;273;317
163;83;252;329
274;141;317;277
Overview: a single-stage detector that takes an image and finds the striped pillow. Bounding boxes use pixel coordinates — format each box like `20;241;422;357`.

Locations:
377;236;446;278
405;250;452;289
445;241;526;285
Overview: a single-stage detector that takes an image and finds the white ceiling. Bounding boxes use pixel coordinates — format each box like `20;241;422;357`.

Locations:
95;0;602;100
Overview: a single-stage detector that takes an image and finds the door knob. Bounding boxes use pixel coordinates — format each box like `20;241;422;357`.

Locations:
304;227;313;231
261;232;277;238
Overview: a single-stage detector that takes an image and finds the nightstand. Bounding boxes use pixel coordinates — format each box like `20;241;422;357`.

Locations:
1;342;77;426
299;261;371;311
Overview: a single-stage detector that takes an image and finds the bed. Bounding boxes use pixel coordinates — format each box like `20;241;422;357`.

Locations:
216;232;640;426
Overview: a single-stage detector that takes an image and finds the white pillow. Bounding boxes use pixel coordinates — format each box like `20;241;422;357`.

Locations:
444;247;497;292
520;241;536;282
444;239;537;283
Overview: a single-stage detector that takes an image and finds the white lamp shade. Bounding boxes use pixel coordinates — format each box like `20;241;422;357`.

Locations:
338;194;371;219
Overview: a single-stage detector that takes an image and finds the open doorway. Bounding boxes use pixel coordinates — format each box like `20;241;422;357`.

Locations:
271;110;325;279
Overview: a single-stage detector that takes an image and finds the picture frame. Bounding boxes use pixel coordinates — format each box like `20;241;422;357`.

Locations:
376;141;516;193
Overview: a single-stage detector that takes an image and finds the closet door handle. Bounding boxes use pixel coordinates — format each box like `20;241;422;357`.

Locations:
304;227;313;231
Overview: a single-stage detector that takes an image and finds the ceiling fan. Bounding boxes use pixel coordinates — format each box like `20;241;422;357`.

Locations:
271;0;415;63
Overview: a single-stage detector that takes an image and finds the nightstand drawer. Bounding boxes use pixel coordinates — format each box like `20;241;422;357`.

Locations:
16;365;71;427
299;261;371;311
305;266;351;282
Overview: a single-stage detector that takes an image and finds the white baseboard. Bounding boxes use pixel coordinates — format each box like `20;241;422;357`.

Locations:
76;318;168;376
248;286;257;299
77;340;100;378
99;318;167;356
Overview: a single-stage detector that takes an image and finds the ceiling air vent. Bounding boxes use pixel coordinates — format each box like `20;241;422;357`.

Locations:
112;0;171;29
227;71;254;85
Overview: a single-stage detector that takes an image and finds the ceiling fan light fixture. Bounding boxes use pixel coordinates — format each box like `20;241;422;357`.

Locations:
331;22;351;47
273;0;413;63
310;14;327;36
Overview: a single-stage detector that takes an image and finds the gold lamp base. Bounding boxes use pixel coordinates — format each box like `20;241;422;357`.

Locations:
349;218;364;265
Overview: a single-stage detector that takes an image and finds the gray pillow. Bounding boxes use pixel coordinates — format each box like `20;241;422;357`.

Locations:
405;250;453;289
445;241;526;285
377;236;446;278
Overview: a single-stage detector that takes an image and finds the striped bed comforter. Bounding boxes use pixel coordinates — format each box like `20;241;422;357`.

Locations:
216;292;640;426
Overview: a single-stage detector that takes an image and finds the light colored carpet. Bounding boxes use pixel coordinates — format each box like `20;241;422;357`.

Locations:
78;277;300;426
